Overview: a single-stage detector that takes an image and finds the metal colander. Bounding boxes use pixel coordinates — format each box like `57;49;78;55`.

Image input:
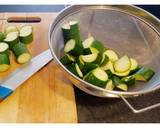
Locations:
49;5;160;113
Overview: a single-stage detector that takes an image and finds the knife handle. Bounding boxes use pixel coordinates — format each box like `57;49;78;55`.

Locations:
0;85;13;102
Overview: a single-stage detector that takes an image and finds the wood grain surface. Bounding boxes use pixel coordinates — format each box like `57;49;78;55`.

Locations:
0;13;77;123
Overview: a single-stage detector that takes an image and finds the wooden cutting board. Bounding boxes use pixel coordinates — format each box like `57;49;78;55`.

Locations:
0;13;77;123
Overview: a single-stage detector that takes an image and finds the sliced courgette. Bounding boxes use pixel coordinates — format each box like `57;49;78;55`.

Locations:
0;53;10;72
105;79;115;90
80;52;102;64
5;26;19;35
112;76;128;91
103;49;119;62
84;68;108;88
82;37;104;52
101;61;114;73
121;76;135;86
19;26;33;44
4;32;19;49
77;56;85;70
12;43;32;64
114;70;130;77
114;55;131;73
83;63;99;75
60;53;75;65
0;32;6;42
64;39;83;56
100;54;109;66
134;67;155;81
0;42;10;55
130;58;138;71
67;63;83;78
83;47;99;55
62;21;81;43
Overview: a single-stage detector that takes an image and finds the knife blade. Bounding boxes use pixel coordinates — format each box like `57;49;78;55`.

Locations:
0;49;53;101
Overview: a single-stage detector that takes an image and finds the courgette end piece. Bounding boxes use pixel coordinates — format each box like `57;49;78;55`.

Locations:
121;76;135;86
116;84;128;91
111;76;128;91
134;67;155;81
114;55;131;73
105;79;115;90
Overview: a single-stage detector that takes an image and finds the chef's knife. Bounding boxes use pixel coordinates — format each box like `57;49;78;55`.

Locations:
0;49;53;102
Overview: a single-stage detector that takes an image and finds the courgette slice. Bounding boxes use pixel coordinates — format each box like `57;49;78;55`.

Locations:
112;76;128;91
101;61;114;73
121;76;135;86
67;63;83;78
114;55;131;73
12;43;32;64
4;32;19;49
0;32;6;42
134;67;155;81
64;39;83;56
84;68;108;88
83;63;99;75
105;79;115;90
103;49;119;62
81;52;103;65
62;21;81;43
77;56;85;70
83;47;99;55
0;53;10;72
0;42;10;55
100;54;109;66
82;37;104;52
5;26;19;35
130;58;138;71
60;53;75;65
19;26;33;44
114;70;130;77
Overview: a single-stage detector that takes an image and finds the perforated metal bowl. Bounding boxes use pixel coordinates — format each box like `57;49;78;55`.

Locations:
49;5;160;113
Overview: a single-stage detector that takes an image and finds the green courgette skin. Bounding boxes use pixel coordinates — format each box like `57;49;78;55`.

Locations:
66;63;83;78
91;40;104;52
19;33;33;44
5;37;19;49
12;43;30;60
134;67;155;81
62;23;81;44
84;71;107;88
105;70;113;78
111;76;128;91
60;54;75;65
69;42;83;57
121;76;135;86
83;63;99;75
0;43;10;56
77;57;84;70
0;53;10;65
0;32;6;42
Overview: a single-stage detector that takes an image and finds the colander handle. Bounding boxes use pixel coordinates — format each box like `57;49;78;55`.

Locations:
120;95;160;113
